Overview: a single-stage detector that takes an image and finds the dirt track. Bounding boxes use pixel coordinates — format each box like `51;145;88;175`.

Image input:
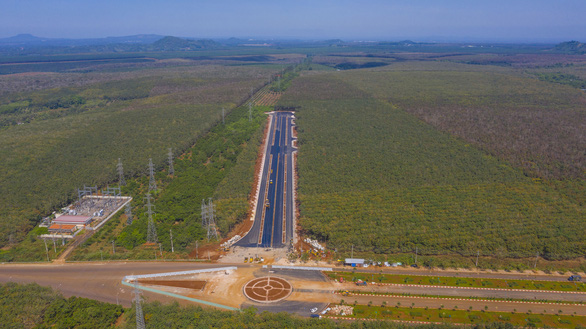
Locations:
0;262;239;307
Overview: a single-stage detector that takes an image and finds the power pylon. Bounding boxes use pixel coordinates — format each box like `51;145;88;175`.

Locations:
125;202;133;225
167;148;175;176
201;199;207;228
148;158;157;191
201;198;219;241
133;281;146;329
117;158;126;186
145;193;157;243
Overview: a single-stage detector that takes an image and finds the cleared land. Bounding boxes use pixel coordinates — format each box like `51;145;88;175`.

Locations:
278;65;585;268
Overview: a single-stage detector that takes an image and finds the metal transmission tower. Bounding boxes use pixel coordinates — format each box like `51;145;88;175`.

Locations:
201;199;208;228
148;158;157;191
201;198;219;241
133;282;146;329
117;158;126;186
125;202;133;225
145;193;158;243
167;148;175;176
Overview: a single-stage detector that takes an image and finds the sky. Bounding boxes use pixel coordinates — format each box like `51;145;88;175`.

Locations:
2;0;585;43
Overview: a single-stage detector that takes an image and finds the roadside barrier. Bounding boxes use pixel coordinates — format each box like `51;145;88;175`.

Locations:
272;265;332;271
124;266;237;281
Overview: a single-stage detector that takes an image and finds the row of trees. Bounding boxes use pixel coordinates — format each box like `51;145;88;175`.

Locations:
279;70;585;262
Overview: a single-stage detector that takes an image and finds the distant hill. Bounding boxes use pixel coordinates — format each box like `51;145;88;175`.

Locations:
553;41;586;54
0;34;221;55
151;36;219;51
0;34;164;47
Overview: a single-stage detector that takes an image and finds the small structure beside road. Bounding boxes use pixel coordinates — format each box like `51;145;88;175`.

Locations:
345;258;365;267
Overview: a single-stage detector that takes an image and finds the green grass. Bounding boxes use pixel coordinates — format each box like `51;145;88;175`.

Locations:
341;290;585;305
328;271;586;292
279;70;585;263
333;304;586;328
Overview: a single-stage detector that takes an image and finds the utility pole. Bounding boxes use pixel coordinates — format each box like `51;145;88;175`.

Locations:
196;241;198;259
415;247;418;264
351;245;354;259
43;239;49;262
167;148;174;176
52;238;56;253
248;102;252;122
159;243;163;258
222;107;225;124
111;240;115;255
117;158;126;186
534;252;539;268
476;250;480;267
148;158;157;191
170;229;174;253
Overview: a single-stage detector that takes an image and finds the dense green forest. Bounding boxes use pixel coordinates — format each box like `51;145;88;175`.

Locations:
278;66;585;266
69;103;269;260
0;282;122;328
0;63;277;252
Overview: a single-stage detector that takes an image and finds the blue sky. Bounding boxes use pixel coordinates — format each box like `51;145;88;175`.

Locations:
2;0;585;42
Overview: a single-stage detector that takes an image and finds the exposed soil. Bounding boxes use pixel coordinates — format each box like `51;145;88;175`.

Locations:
138;280;207;290
243;276;293;303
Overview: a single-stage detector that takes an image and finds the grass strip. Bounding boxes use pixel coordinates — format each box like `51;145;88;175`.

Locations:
327;271;586;292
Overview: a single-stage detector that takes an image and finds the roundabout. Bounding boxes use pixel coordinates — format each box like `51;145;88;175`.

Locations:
243;276;293;303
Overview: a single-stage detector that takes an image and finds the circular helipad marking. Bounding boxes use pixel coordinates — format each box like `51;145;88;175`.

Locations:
243;276;292;303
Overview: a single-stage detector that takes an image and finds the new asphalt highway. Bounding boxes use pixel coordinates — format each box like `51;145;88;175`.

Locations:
236;111;296;248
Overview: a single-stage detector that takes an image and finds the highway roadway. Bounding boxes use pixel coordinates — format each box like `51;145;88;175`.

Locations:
236;111;296;248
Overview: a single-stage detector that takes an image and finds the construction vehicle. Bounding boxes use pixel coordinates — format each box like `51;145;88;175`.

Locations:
355;280;367;286
341;290;350;296
568;275;582;282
